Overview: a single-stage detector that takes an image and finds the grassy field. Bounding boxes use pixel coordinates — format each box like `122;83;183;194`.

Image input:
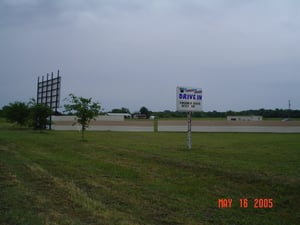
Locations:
0;125;299;224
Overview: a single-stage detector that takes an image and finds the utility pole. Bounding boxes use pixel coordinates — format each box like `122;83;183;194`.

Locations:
288;99;291;120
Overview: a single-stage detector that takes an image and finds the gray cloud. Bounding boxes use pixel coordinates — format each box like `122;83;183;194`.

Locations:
1;0;299;112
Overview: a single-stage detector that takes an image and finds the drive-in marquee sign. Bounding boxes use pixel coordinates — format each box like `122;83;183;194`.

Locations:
37;71;61;113
176;86;202;112
176;86;202;149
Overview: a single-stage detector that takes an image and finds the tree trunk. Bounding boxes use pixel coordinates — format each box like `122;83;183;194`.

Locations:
81;124;84;140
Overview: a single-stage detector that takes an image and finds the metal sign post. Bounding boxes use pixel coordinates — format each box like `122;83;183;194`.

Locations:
176;86;202;150
187;111;192;149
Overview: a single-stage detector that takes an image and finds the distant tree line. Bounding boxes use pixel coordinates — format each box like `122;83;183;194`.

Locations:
1;102;300;124
106;107;300;119
152;108;300;119
111;107;131;114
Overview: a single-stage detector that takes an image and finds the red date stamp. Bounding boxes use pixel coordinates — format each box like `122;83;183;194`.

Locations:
253;198;273;208
218;198;273;208
240;198;273;208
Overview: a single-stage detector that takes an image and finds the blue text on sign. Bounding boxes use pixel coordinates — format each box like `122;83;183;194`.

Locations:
179;94;202;100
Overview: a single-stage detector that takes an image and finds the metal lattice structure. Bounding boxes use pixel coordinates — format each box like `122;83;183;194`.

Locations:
37;70;61;114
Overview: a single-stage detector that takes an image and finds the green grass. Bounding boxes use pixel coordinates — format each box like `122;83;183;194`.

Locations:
0;124;299;224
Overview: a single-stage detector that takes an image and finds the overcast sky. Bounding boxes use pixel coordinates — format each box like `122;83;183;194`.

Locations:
1;0;299;112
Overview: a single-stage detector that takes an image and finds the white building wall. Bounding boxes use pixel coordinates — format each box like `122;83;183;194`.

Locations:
52;115;124;122
227;116;263;121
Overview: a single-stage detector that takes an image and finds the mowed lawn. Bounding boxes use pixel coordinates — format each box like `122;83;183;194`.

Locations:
0;127;299;224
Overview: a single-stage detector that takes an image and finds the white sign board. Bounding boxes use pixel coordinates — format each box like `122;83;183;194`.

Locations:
176;86;202;112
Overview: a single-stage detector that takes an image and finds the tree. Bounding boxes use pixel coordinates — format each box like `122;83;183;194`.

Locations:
64;94;101;140
111;107;130;114
2;102;30;126
140;106;151;119
29;102;52;131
